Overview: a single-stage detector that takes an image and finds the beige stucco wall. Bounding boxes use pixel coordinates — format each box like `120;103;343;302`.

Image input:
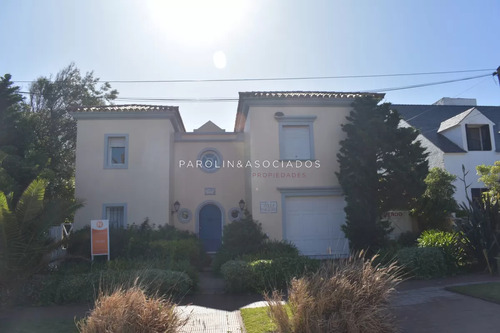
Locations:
172;134;246;234
73;118;175;229
244;105;351;240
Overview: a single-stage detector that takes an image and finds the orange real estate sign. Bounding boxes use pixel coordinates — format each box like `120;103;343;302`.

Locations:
91;219;109;260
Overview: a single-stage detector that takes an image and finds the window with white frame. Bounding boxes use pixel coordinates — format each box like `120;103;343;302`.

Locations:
103;204;126;228
105;134;128;168
278;116;316;160
466;125;491;151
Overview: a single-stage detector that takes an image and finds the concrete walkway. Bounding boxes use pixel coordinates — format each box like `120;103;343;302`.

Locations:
176;271;251;332
177;305;244;333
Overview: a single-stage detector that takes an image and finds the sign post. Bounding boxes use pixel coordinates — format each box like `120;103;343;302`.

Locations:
91;219;110;261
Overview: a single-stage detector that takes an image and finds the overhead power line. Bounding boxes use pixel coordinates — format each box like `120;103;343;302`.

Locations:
12;68;495;84
18;72;494;102
366;73;492;93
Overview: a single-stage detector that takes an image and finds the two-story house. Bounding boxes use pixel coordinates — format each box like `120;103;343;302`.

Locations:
71;91;384;258
394;98;500;205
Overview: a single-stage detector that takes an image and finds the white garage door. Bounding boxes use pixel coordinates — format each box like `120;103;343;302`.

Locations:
285;196;349;258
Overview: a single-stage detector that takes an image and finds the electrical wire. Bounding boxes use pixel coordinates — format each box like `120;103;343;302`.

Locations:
12;68;495;84
365;73;491;93
17;72;496;102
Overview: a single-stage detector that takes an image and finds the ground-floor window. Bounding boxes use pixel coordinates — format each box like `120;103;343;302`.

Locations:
103;204;126;228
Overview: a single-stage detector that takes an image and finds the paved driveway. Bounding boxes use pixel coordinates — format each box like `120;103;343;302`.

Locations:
393;280;500;333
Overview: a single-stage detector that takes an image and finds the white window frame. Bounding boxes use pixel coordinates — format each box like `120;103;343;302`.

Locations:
104;134;129;169
102;203;127;228
465;125;492;151
277;116;316;160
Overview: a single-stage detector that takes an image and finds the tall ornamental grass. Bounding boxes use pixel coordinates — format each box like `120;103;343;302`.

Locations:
266;253;402;333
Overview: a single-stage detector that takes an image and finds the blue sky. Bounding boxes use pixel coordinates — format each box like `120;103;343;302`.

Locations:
1;0;499;131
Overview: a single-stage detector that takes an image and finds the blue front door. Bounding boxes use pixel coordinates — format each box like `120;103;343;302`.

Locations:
199;204;222;252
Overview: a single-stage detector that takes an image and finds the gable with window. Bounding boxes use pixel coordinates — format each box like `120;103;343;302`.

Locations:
277;116;316;160
105;134;129;168
466;125;491;151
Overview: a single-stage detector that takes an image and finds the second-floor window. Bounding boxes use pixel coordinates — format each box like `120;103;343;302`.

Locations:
278;116;316;160
466;125;491;151
105;134;129;168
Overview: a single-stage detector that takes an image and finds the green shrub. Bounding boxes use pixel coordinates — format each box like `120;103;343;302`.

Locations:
212;248;235;274
251;257;320;292
221;257;320;293
397;247;447;279
38;269;193;305
412;167;458;231
417;229;469;273
220;214;267;255
67;219;203;261
213;214;268;273
221;260;255;292
242;240;299;261
397;231;420;247
148;239;206;266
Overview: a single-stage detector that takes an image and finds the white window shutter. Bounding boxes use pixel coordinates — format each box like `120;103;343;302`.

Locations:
282;125;310;159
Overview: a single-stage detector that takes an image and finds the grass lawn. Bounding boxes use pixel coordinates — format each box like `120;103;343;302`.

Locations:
446;282;500;305
240;307;277;333
0;319;78;333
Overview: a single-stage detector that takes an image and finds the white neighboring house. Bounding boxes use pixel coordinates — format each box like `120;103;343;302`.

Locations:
394;98;500;205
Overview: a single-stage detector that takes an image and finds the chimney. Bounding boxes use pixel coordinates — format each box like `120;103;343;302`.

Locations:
433;97;477;106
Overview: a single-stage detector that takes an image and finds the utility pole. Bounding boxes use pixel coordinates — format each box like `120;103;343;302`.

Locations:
495;66;500;85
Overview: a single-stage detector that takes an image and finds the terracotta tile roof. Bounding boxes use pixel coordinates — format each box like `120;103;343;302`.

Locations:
71;104;185;132
235;91;385;132
239;91;385;99
73;104;178;112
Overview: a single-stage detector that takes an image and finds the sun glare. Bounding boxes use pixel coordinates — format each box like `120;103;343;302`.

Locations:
147;0;249;45
213;51;227;69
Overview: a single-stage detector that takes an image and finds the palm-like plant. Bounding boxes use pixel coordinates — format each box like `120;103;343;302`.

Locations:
0;178;83;284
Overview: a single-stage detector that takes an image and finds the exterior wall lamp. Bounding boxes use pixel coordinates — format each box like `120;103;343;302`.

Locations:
171;201;180;215
239;199;246;211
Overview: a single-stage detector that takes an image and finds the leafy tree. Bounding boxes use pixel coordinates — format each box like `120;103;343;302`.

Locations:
456;163;500;271
477;161;500;204
336;97;428;251
28;63;118;198
1;66;118;202
0;74;39;197
413;168;457;231
0;178;83;283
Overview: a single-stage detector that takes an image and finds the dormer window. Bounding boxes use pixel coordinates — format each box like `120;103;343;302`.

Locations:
466;125;491;151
